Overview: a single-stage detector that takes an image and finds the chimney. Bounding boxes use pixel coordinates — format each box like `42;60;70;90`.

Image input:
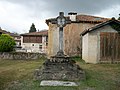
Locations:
68;12;77;21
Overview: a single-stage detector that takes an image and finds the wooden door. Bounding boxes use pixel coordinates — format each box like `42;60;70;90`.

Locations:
100;32;120;63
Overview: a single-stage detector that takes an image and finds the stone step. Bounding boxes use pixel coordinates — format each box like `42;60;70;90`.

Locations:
40;80;78;86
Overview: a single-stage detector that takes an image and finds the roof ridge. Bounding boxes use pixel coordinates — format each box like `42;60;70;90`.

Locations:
46;13;110;25
81;19;120;36
77;14;108;18
21;30;48;36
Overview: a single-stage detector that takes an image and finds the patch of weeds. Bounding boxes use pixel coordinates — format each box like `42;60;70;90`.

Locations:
71;56;85;64
0;70;17;90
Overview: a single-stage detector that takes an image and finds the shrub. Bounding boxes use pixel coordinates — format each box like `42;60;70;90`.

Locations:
0;34;16;52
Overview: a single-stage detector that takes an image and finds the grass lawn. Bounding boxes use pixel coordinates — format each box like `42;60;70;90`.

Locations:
0;57;120;90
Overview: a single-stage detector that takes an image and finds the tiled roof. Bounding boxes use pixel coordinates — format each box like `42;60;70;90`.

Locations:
81;18;120;36
0;29;20;37
0;29;10;34
76;14;109;22
46;14;109;25
21;30;48;36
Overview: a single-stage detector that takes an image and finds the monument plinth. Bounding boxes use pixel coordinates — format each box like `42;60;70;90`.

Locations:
34;12;85;81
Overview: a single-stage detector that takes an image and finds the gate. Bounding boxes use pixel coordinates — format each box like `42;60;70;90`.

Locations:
100;32;120;63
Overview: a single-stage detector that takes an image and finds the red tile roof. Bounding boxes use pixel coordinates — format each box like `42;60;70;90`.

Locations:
0;29;10;34
21;30;48;36
76;14;109;22
46;14;109;25
0;28;20;37
81;18;120;36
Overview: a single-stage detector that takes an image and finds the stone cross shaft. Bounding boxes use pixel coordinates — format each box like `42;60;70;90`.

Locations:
52;12;71;53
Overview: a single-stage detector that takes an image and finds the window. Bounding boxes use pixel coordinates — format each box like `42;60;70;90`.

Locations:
46;36;48;46
39;45;42;50
46;36;48;42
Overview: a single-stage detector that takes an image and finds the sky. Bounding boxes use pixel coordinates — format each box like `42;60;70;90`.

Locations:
0;0;120;34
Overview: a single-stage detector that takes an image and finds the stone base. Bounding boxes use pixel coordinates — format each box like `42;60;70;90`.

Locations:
34;52;85;81
40;80;78;86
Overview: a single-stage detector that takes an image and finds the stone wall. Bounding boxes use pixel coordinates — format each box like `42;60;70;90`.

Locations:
0;52;46;60
64;23;96;56
48;22;96;57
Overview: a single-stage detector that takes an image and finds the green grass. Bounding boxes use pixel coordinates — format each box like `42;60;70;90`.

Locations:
0;59;44;90
0;57;120;90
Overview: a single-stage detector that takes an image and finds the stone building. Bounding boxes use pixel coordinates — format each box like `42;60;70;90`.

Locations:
46;12;109;57
21;30;48;53
81;18;120;63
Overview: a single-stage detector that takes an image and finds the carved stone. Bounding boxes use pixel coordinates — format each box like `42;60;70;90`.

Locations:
34;54;85;81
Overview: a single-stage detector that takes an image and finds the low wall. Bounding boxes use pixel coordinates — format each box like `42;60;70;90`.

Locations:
0;52;46;60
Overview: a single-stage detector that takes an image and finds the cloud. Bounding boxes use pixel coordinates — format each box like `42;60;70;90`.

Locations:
3;0;120;14
95;5;120;18
0;1;49;33
0;0;120;33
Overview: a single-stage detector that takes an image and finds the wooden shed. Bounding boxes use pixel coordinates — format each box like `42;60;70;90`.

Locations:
81;18;120;63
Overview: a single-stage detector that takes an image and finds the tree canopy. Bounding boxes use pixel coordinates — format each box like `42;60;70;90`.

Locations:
118;14;120;20
0;34;16;52
29;23;37;33
118;17;120;20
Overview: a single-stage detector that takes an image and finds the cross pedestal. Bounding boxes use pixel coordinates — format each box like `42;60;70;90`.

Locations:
34;12;85;81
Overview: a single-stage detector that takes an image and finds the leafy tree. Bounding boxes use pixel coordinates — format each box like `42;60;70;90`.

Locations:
29;23;37;33
0;34;16;52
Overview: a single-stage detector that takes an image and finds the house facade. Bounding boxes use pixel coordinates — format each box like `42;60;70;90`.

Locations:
46;12;109;57
10;33;21;47
21;30;48;53
81;18;120;63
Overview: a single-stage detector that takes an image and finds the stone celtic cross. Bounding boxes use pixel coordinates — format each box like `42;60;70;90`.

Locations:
52;12;71;55
34;12;85;81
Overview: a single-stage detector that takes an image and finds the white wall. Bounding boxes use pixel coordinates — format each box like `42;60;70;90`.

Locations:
88;33;98;63
42;36;48;53
82;33;89;62
21;36;23;47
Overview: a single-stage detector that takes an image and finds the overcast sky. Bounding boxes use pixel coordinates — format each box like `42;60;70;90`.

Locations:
0;0;120;34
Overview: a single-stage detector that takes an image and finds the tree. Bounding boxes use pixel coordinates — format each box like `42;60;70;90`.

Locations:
29;23;37;33
118;14;120;20
0;34;16;52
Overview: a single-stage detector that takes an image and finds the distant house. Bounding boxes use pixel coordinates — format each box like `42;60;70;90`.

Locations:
21;30;48;53
81;18;120;63
10;33;21;47
46;12;109;57
0;28;2;35
0;28;21;47
0;28;10;35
